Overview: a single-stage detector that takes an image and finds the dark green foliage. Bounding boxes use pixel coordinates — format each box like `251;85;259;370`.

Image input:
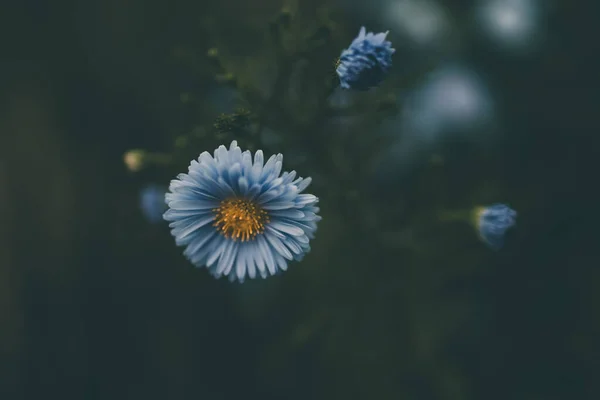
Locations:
124;5;487;399
114;2;595;400
213;108;253;135
3;0;595;399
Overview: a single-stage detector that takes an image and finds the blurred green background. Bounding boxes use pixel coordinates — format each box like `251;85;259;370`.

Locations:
0;0;597;399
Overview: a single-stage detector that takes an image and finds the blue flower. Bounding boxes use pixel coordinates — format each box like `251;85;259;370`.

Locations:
473;204;517;250
163;141;321;282
336;26;395;90
139;184;168;223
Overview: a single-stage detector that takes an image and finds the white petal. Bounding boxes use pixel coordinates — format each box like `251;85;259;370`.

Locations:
215;240;235;275
246;246;257;279
294;234;309;244
269;221;304;236
268;209;305;219
214;145;229;163
264;177;284;191
207;239;227;267
257;188;282;204
172;214;215;239
254;242;267;276
265;225;286;239
359;26;366;38
241;151;253;172
238;176;249;195
296;177;312;192
271;160;283;179
168;200;217;210
274;253;288;271
235;248;247;281
281;171;297;184
228;162;242;190
198;151;214;163
216;176;237;197
279;218;315;233
295;194;318;206
257;235;276;275
222;241;238;277
253;150;264;168
183;228;217;256
262;201;295;210
265;232;293;260
283;237;302;254
262;155;277;177
229;144;242;163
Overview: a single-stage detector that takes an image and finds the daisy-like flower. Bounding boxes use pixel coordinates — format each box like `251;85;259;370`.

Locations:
163;141;321;282
336;26;395;90
473;203;517;250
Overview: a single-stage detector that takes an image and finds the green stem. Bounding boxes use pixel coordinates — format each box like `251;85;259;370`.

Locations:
146;153;173;166
437;209;472;223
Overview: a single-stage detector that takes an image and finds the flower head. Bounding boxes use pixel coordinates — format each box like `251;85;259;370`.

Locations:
139;184;168;224
163;141;321;282
336;26;395;90
473;203;517;250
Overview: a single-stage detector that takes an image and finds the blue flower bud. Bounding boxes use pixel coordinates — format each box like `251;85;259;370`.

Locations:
336;26;395;90
474;204;517;250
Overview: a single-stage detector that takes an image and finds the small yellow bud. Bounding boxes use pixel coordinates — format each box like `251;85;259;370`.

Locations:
123;150;146;172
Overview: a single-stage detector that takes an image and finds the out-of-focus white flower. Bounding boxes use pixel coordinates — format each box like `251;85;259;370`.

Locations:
383;0;452;47
475;0;541;50
373;65;494;180
139;184;168;224
403;65;493;139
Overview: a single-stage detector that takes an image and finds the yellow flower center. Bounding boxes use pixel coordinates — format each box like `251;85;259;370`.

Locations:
213;198;269;241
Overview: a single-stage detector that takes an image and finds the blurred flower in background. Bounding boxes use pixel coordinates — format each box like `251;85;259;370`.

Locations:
139;184;168;224
163;141;321;282
404;65;493;138
124;149;171;173
474;0;542;51
124;149;146;172
376;64;494;176
5;0;595;398
473;203;517;250
382;0;452;48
